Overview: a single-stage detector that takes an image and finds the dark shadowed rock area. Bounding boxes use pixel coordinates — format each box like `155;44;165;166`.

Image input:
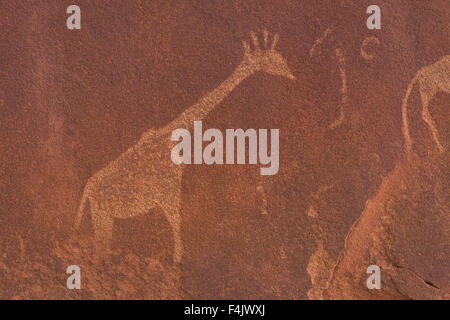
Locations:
0;0;448;299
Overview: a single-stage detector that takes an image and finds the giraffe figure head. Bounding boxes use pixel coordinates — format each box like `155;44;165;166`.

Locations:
242;30;296;80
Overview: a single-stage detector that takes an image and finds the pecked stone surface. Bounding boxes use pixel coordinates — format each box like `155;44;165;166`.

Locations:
0;0;448;299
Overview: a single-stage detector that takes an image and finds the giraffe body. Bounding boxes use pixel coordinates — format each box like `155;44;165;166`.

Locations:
76;132;185;261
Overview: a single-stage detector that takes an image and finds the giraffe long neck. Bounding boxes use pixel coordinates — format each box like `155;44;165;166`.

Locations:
162;62;254;134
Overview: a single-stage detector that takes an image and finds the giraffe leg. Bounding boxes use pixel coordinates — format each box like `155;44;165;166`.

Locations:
163;171;184;265
161;199;184;298
421;89;445;152
166;207;183;265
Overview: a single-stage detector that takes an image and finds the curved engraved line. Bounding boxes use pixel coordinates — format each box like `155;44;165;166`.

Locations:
361;36;380;61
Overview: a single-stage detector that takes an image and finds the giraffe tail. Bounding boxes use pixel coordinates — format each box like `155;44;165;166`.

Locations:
75;183;90;230
401;72;420;157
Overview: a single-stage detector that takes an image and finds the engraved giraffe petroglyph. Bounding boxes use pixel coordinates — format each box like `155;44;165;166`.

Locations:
402;55;449;156
75;31;295;264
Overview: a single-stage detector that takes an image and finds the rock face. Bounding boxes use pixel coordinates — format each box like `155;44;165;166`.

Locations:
323;152;448;299
0;1;448;299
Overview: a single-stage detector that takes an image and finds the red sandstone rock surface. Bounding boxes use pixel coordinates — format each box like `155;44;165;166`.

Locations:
0;0;448;299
